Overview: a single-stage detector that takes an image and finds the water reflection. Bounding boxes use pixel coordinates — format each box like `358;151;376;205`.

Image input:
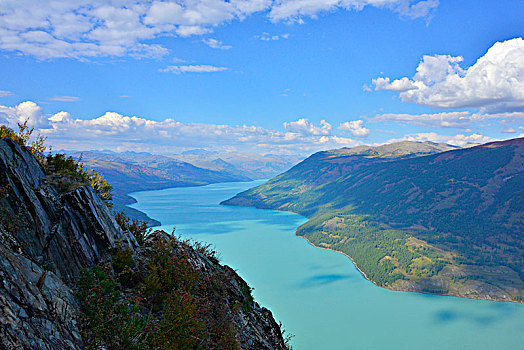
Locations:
130;181;524;350
299;273;353;288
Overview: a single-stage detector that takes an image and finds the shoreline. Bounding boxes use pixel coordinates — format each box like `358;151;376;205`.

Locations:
300;234;380;288
223;200;523;304
298;231;521;304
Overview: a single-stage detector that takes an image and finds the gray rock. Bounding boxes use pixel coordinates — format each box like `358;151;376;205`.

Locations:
0;138;288;350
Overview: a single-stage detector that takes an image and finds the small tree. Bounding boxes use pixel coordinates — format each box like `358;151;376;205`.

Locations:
0;121;47;162
114;211;150;245
79;166;113;208
45;153;113;208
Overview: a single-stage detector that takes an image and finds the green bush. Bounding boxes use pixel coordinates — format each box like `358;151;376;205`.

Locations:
115;211;150;245
0;121;47;162
76;265;150;350
45;153;113;208
79;236;241;350
241;283;254;313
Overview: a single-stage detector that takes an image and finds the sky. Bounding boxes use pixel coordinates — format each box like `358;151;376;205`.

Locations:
0;0;523;156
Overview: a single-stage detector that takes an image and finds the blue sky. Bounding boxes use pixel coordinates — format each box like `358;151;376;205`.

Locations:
0;0;523;155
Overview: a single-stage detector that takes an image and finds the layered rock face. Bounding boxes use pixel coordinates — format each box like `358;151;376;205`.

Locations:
0;138;123;349
0;138;287;350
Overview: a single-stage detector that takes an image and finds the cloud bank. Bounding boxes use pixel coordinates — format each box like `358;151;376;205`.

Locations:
0;101;375;154
1;100;512;154
0;0;438;59
370;111;524;130
373;38;524;113
387;132;492;146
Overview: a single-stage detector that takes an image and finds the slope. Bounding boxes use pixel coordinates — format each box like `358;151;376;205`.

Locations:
223;139;524;301
0;137;289;349
74;152;252;225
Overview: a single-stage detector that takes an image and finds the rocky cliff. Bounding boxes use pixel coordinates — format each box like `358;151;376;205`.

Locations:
0;138;288;349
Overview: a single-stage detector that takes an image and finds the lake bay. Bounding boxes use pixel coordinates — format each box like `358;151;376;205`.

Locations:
130;180;524;350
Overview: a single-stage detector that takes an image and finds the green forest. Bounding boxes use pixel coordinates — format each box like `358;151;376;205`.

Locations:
224;139;524;301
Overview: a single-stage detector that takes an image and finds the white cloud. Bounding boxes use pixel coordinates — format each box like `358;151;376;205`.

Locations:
0;1;438;59
49;96;80;102
0;90;13;97
0;101;365;154
283;118;332;135
372;111;480;128
280;88;291;97
159;65;229;74
175;25;212;37
394;0;439;19
501;127;517;134
371;111;524;129
203;38;232;50
256;32;290;41
372;77;417;92
373;38;524;112
0;101;50;128
332;135;356;144
268;0;438;21
338;120;370;137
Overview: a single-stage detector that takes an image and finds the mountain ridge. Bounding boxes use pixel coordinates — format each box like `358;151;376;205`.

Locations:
223;138;524;302
71;150;300;225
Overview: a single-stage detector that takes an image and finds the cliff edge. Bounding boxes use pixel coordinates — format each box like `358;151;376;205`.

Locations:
0;138;288;349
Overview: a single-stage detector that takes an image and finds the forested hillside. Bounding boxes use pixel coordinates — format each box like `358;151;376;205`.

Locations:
223;139;524;302
73;152;252;225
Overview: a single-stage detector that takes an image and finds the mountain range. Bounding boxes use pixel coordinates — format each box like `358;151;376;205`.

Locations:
70;150;300;225
223;139;524;302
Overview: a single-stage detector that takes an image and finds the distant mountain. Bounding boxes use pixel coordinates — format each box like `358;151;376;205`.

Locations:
223;141;459;208
72;152;253;225
72;150;300;225
181;148;218;155
223;139;524;302
171;152;302;180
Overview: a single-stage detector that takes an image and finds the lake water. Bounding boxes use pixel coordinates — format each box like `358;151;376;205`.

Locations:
129;180;524;350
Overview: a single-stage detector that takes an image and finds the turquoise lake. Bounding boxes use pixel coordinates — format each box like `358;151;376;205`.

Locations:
129;180;524;350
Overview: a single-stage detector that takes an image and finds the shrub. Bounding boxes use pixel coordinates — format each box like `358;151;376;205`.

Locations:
84;168;112;206
45;153;113;208
113;247;134;272
179;236;220;263
144;239;199;305
144;238;239;349
0;121;47;162
76;265;151;350
151;292;206;350
115;211;150;245
78;237;241;349
241;283;254;313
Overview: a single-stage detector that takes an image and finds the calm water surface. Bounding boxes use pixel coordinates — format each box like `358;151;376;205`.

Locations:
129;180;524;350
